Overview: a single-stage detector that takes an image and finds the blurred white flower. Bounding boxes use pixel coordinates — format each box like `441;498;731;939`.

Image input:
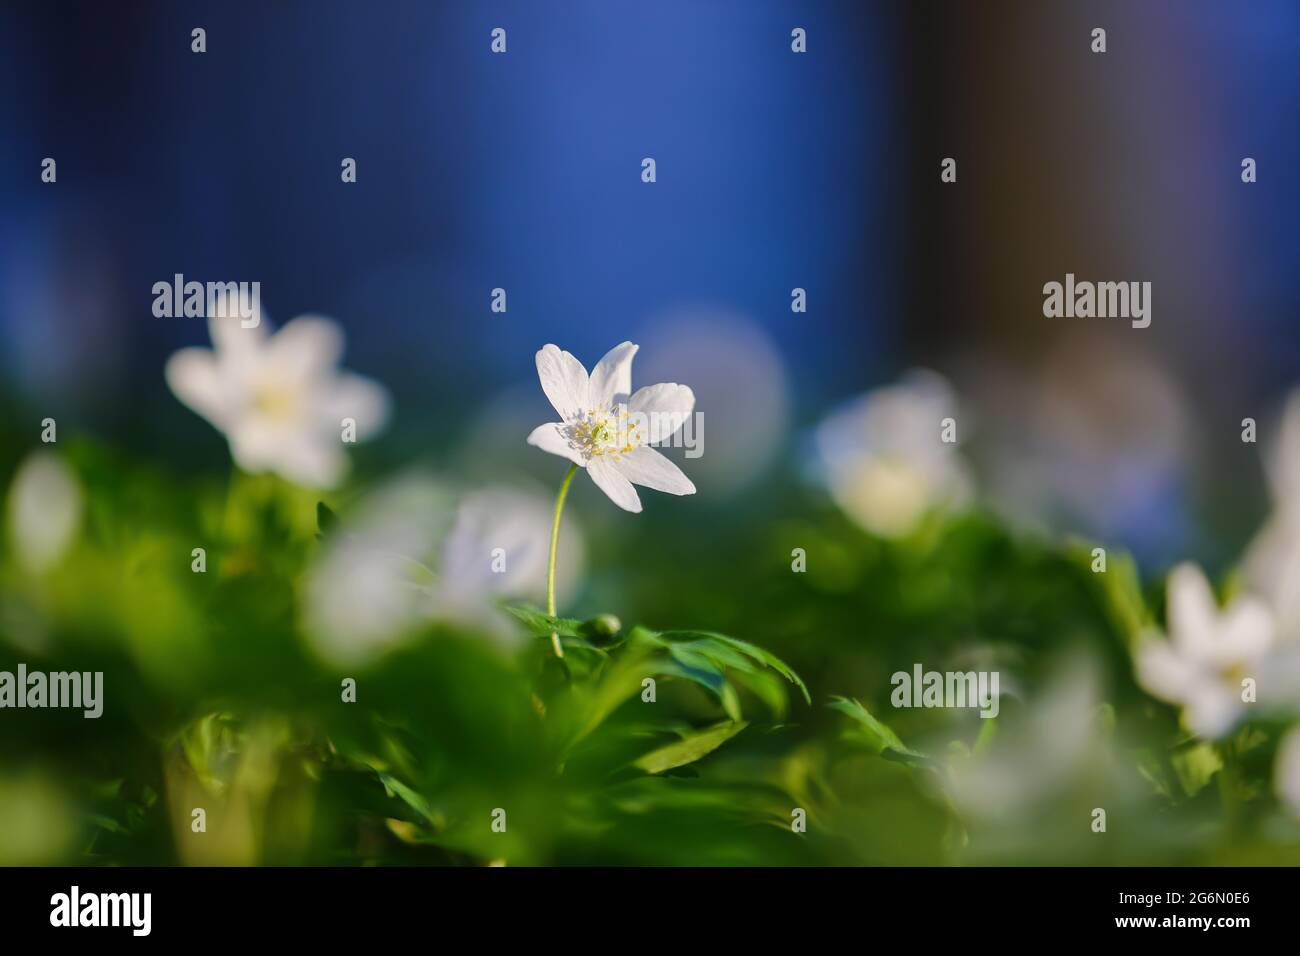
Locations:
440;486;571;602
814;370;971;537
1275;727;1300;819
1259;389;1300;514
527;341;696;513
165;311;389;488
1136;564;1275;739
964;339;1191;560
302;478;582;665
303;478;447;665
638;310;789;497
1244;389;1300;637
6;451;82;573
943;662;1102;821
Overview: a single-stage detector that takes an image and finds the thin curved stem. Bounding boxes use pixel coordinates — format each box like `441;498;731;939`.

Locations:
546;463;579;658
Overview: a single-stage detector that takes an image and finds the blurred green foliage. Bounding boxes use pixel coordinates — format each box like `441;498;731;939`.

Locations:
1;439;1298;866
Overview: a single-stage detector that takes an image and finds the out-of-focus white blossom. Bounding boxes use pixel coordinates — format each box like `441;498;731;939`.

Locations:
1274;726;1300;820
944;663;1102;821
814;370;971;537
637;310;789;497
1136;564;1275;739
302;477;582;666
6;451;82;573
1245;389;1300;638
166;311;389;489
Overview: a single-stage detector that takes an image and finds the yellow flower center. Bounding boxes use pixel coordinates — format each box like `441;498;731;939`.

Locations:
1220;662;1248;687
567;406;643;461
252;384;301;422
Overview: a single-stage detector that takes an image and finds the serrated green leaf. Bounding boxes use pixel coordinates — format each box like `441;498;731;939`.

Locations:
828;696;927;763
504;603;584;638
676;638;758;674
658;630;810;705
668;644;726;688
660;660;725;697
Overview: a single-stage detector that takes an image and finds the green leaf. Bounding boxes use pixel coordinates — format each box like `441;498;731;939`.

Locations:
658;630;811;705
316;501;339;535
1171;742;1223;798
1068;539;1149;650
668;644;726;689
376;772;438;826
87;813;129;835
972;714;998;756
828;696;927;763
504;603;584;638
719;682;744;723
633;720;749;775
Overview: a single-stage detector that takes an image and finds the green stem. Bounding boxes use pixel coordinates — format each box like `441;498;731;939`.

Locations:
546;463;579;658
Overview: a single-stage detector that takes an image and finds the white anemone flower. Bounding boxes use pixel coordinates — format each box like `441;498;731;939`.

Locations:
302;478;582;666
943;663;1102;822
526;342;696;513
1135;564;1276;739
1275;727;1300;819
303;478;447;665
814;370;972;538
165;311;390;488
439;486;575;602
6;451;83;573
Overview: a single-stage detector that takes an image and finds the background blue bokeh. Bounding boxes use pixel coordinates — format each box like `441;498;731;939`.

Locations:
0;1;889;432
2;0;1298;567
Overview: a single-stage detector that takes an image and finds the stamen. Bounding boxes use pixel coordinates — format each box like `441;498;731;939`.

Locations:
566;404;643;461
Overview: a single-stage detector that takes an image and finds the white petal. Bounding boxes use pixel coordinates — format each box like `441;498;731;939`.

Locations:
1242;515;1300;631
440;487;558;599
628;382;695;444
587;456;642;513
536;344;590;420
1268;389;1300;505
1183;686;1241;739
7;452;82;573
1275;728;1300;818
226;418;287;473
615;446;695;496
304;545;422;664
1135;638;1197;704
319;372;391;441
301;476;452;666
165;348;229;427
1167;563;1218;661
208;308;268;358
227;417;348;488
1215;598;1275;668
825;458;932;538
273;433;348;489
527;422;585;466
587;341;637;409
268;315;345;382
